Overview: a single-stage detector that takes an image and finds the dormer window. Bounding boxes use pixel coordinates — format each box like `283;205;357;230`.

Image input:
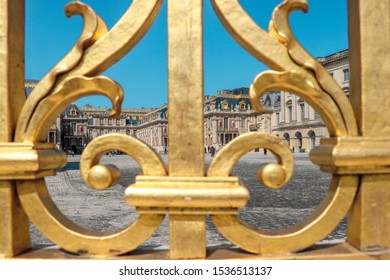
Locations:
70;109;77;116
239;101;246;110
221;100;229;110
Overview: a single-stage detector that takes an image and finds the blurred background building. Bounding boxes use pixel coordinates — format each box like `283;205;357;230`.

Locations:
26;49;349;154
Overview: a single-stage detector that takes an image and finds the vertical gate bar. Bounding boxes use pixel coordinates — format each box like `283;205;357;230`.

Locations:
168;0;204;177
347;0;390;249
0;0;30;257
167;0;206;259
170;215;206;259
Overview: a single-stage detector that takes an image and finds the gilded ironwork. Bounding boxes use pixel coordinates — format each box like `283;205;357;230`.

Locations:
0;0;390;260
13;0;165;257
208;0;359;254
0;0;31;258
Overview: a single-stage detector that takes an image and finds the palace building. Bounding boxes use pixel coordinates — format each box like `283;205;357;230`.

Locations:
271;49;349;152
26;49;349;154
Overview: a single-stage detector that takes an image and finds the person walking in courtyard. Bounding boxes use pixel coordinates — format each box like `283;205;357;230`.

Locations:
210;146;215;157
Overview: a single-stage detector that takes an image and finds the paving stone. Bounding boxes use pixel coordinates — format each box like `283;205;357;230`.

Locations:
29;152;347;250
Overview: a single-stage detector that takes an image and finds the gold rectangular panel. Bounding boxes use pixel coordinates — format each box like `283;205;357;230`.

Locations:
348;0;390;136
170;215;206;259
347;0;390;250
166;0;206;260
0;0;30;257
127;175;248;209
168;0;204;176
348;175;390;249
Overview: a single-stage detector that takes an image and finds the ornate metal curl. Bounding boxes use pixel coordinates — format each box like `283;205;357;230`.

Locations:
269;0;357;133
12;0;361;257
208;132;294;189
24;76;123;143
80;134;167;190
15;0;164;256
15;2;109;142
17;134;166;256
210;0;359;254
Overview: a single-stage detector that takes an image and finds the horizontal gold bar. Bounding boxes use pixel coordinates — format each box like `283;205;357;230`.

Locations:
0;143;67;179
136;207;239;215
9;242;390;260
310;137;390;174
125;175;249;209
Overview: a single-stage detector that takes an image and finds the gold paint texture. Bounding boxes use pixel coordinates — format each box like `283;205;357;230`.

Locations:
170;215;206;259
0;0;30;258
0;0;389;259
166;0;207;259
168;0;204;176
347;0;390;250
12;0;165;257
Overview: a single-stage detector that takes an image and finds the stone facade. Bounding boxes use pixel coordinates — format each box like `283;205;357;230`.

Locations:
203;88;278;151
25;49;349;154
271;49;349;152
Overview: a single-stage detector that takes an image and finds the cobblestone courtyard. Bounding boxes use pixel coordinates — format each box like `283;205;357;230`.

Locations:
30;152;347;250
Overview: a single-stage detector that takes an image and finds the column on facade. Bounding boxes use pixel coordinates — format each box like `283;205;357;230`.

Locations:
291;94;297;122
212;117;217;147
304;102;309;119
158;124;162;151
56;116;61;147
280;91;286;123
308;104;315;120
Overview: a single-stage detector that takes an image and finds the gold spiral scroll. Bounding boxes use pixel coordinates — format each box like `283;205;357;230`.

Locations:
211;0;358;137
208;132;294;190
210;0;359;254
15;1;109;142
17;179;164;256
212;175;358;255
17;134;167;256
209;134;358;255
80;133;167;190
22;76;124;143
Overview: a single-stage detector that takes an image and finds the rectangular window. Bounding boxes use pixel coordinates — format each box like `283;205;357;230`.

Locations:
288;107;292;123
300;103;305;121
241;118;245;128
48;132;55;143
343;69;350;82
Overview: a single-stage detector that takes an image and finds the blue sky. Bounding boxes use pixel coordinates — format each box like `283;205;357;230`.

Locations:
26;0;348;109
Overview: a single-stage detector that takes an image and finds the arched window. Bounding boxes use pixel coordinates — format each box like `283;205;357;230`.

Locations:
295;131;303;151
308;130;316;149
283;133;290;147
